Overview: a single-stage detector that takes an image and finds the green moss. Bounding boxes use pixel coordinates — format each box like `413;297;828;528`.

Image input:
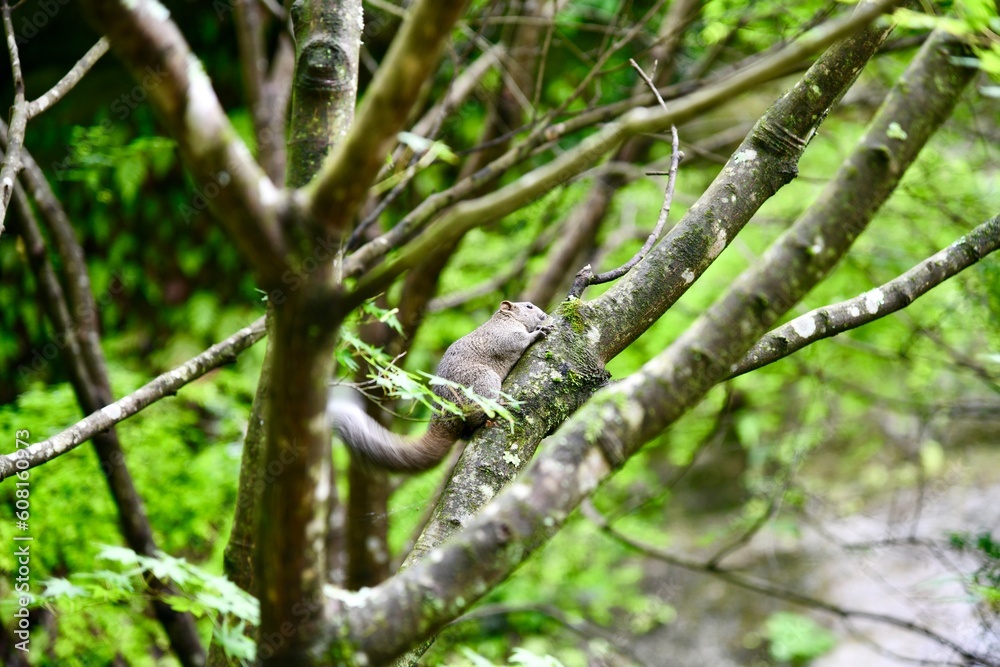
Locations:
555;299;586;334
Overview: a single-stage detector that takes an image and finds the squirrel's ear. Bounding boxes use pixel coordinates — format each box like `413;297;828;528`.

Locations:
500;300;513;310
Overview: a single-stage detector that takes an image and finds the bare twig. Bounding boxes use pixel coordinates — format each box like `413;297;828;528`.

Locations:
568;59;683;296
584;504;998;667
729;214;1000;379
27;38;111;118
0;317;267;481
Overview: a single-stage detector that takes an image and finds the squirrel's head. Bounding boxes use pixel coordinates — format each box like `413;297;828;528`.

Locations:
499;301;548;328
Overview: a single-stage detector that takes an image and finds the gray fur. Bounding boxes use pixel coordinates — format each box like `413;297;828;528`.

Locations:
329;301;550;472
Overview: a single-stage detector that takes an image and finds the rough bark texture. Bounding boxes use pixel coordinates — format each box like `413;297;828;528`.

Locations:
254;0;363;663
207;316;273;667
286;0;362;189
257;287;340;665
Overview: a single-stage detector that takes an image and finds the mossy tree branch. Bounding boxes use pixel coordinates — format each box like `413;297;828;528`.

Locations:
319;29;976;665
308;18;982;667
730;213;1000;378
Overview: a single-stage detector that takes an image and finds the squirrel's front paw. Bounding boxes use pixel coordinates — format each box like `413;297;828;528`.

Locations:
538;322;555;336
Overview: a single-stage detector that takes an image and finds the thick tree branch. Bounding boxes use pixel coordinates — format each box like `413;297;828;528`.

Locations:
285;0;362;188
78;0;288;284
0;0;28;234
0;318;267;481
398;3;898;581
730;213;1000;378
304;0;470;232
253;2;369;663
320;28;974;663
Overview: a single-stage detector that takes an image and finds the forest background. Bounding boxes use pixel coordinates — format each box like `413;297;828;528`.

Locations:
0;0;998;665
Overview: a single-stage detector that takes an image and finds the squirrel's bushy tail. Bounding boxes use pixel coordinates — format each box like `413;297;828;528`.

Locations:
328;400;457;472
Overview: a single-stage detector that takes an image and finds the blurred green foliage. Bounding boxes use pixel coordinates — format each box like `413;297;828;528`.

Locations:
763;612;836;664
0;349;262;664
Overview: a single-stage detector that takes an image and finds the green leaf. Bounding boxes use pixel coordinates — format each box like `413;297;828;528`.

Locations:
96;544;143;566
41;578;89;599
214;619;258;661
764;612;836;662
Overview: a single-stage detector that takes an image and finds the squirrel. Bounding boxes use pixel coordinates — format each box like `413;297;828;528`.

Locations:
328;300;552;472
